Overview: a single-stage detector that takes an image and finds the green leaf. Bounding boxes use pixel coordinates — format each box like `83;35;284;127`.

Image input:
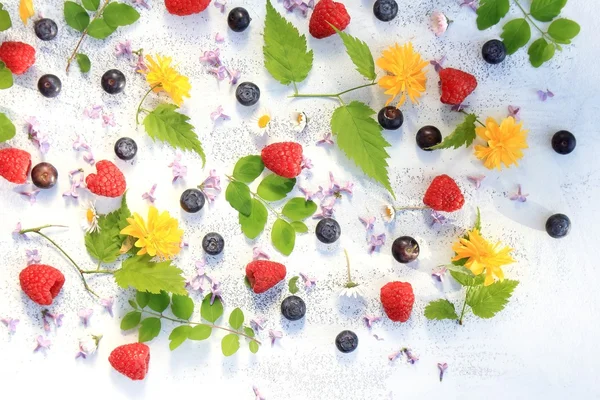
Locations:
476;0;509;30
330;101;393;197
171;294;194;320
288;276;300;294
64;1;90;32
0;112;15;142
0;4;12;32
188;324;212;340
244;327;255;338
244;276;252;288
86;18;116;39
467;279;519;318
114;256;187;295
168;325;191;350
232;155;264;183
500;19;531;55
474;207;482;231
332;26;376;81
84;196;131;263
229;308;244;330
256;174;296;201
136;291;149;308
430;113;477;150
263;0;313;85
120;311;142;330
81;0;100;11
103;2;140;27
0;62;13;90
221;334;240;356
530;0;567;22
138;317;161;343
239;198;268;239
143;104;205;165
201;294;224;323
548;19;580;44
249;340;259;353
448;265;484;286
528;38;555;67
147;291;171;313
282;198;317;221
272;218;296;256
424;299;459;320
128;299;138;309
290;221;308;233
75;53;91;72
226;181;252;217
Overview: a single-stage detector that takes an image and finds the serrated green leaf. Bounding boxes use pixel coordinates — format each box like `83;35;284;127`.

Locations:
0;112;15;142
226;181;252;217
257;174;296;201
81;0;100;11
0;62;13;90
332;26;376;81
244;327;255;337
288;276;300;294
330;101;393;197
86;18;116;39
282;198;317;221
249;340;259;353
263;0;313;85
232;155;265;183
548;19;580;44
530;0;566;22
476;0;510;30
0;5;11;32
239;198;268;239
168;325;191;350
467;279;519;318
221;334;240;356
528;38;555;67
188;324;212;340
103;2;140;27
449;265;484;286
139;317;161;342
201;294;224;323
147;291;171;313
114;256;187;295
290;221;308;233
430;113;477;150
120;311;142;330
501;19;531;55
76;53;91;73
85;195;130;263
64;1;90;32
474;207;482;231
272;218;296;256
143;104;205;165
424;299;458;320
171;294;194;320
229;308;244;330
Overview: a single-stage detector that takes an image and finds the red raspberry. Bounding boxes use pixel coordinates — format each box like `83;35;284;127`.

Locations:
439;68;477;105
261;142;303;179
0;41;36;75
164;0;211;15
246;260;286;294
86;160;126;198
309;0;351;39
0;148;31;184
380;281;414;322
423;174;464;212
109;343;150;381
19;264;65;306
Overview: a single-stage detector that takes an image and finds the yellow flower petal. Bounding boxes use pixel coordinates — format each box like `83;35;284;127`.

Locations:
19;0;34;25
474;116;528;170
142;55;191;106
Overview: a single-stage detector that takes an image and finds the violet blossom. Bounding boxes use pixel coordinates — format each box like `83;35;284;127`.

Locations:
432;266;447;282
250;317;266;333
226;66;241;85
281;0;314;16
18;188;41;204
1;317;19;333
368;233;386;254
26;117;50;154
13;222;23;237
76;335;102;359
210;279;223;305
404;348;419;364
359;216;376;231
200;49;221;65
508;105;521;121
78;309;93;327
214;0;227;13
135;53;148;73
509;184;528;202
131;0;151;9
26;249;41;265
73;135;95;165
42;309;63;332
100;297;114;317
210;105;230;122
316;132;334;146
215;32;225;43
299;186;323;202
142;184;157;204
364;315;381;328
460;0;478;12
168;152;187;183
388;349;404;362
252;247;270;261
34;335;51;352
313;196;336;219
431;210;449;226
102;113;116;128
186;260;211;292
299;272;316;289
115;40;132;57
537;89;554;101
63;169;85;200
253;385;266;400
83;105;103;119
324;172;353;197
438;362;448;381
198;169;221;203
268;329;282;346
430;55;446;73
301;156;313;170
200;49;241;84
467;174;485;189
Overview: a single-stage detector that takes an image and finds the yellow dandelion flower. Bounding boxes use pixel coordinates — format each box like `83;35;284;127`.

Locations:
376;42;429;107
120;206;184;260
452;229;515;286
141;55;191;106
474;116;528;170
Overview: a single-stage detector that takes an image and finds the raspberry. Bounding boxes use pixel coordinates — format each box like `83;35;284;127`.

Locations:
0;41;36;75
165;0;211;16
85;160;127;198
109;343;150;381
380;281;414;322
261;142;303;179
439;68;477;105
19;264;65;306
309;0;351;39
246;260;286;294
423;174;464;212
0;148;31;184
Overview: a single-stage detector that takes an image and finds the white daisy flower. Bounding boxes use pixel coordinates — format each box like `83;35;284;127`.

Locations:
81;202;100;233
381;204;396;223
291;111;308;133
339;249;364;299
250;108;272;134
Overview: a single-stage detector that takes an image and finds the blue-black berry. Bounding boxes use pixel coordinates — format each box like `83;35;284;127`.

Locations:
114;137;138;161
34;19;58;41
416;126;442;150
545;214;571;239
38;74;62;98
316;218;341;244
335;330;358;353
281;295;306;321
101;69;126;94
392;236;419;264
552;130;576;155
373;0;398;22
202;232;224;255
378;106;404;130
236;82;260;106
482;39;506;65
180;188;205;213
228;7;251;32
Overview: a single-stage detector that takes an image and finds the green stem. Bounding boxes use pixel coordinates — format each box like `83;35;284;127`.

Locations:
292;81;298;95
81;270;114;274
225;175;284;219
344;249;352;283
136;85;161;125
394;206;429;211
458;286;472;325
290;82;378;100
512;0;555;43
460;110;485;127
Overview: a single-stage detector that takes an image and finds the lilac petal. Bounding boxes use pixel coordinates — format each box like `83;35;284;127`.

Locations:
1;318;19;333
34;335;51;352
299;272;316;289
368;233;386;254
429;55;446;73
83;105;102;119
268;329;283;346
364;315;381;328
299;186;323;202
210;105;230;122
467;174;485;189
226;67;241;85
404;348;419;364
430;210;448;226
388;349;403;361
131;0;151;9
142;184;158;203
26;249;41;265
210;280;223;305
102;113;116;128
250;317;266;333
509;184;528;202
114;40;132;57
215;32;225;42
100;297;114;317
253;386;266;400
200;49;221;65
78;309;93;327
301;157;313;170
316;132;334;146
359;216;376;231
252;247;270;261
214;0;227;13
508;105;521;121
460;0;478;11
18;189;41;204
438;362;448;381
432;267;447;282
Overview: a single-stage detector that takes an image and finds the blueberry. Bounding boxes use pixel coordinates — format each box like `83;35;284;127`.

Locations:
236;82;260;106
31;162;58;189
316;218;341;244
482;39;507;65
373;0;398;22
335;330;358;353
545;214;571;239
552;130;576;155
114;137;138;161
202;232;224;255
180;188;205;213
391;236;419;264
34;18;58;41
37;74;61;98
416;125;442;150
101;69;126;94
378;106;404;130
281;295;306;321
228;7;251;32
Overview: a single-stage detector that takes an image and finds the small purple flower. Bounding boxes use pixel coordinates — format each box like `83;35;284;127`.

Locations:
253;385;266;400
432;266;447;282
76;335;102;359
186;260;211;292
131;0;151;9
135;53;148;73
281;0;314;16
431;210;449;226
73;135;95;165
252;247;270;261
142;184;157;204
467;174;485;189
199;169;221;203
359;216;376;231
250;317;266;333
404;348;419;364
169;152;187;183
13;222;23;237
102;113;116;128
214;0;227;13
368;233;386;254
26;117;50;154
18;188;41;204
313;196;335;219
299;272;316;289
301;156;313;170
324;172;353;197
63;169;85;200
210;105;230;122
364;315;381;328
388;349;404;362
115;40;132;57
430;55;446;73
180;240;189;248
299;186;323;202
200;49;221;66
537;89;554;101
509;184;528;202
26;249;41;265
215;32;225;43
34;335;51;352
100;297;114;317
1;317;19;333
268;329;283;346
316;132;334;146
451;103;469;112
373;334;384;341
42;310;63;330
83;105;103;119
78;309;93;327
508;105;521;121
460;0;478;12
226;67;241;85
210;279;223;305
438;362;448;382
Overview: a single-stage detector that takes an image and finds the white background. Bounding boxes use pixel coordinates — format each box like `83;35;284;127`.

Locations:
1;0;599;399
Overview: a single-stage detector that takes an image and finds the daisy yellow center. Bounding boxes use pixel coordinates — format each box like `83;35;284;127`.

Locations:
86;209;95;224
296;114;304;124
257;115;271;128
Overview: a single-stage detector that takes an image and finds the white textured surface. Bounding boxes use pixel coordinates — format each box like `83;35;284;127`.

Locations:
0;0;599;399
